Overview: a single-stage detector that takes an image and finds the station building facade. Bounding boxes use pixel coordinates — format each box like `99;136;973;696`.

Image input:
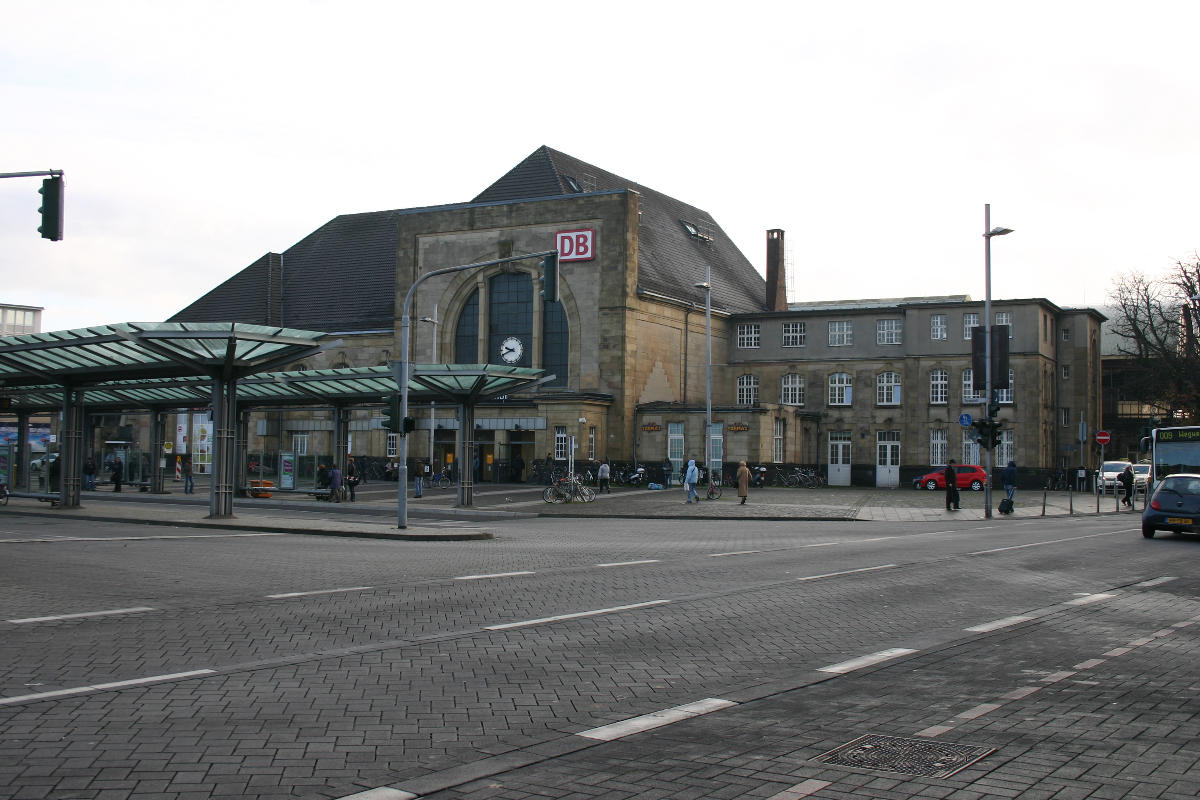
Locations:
171;146;1104;485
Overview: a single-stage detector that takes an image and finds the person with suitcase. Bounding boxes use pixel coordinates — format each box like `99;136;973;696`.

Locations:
999;460;1017;515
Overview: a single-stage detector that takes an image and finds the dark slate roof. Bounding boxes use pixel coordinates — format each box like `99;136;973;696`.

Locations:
173;146;767;328
475;146;766;314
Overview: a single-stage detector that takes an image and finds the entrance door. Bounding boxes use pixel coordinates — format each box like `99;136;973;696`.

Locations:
828;431;851;486
876;430;900;488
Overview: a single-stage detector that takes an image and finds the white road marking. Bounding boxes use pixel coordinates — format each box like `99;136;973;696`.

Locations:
8;606;155;624
576;698;737;741
709;550;762;557
455;571;535;580
914;724;956;738
0;533;285;544
818;647;917;674
955;702;1003;720
333;788;418;800
965;615;1034;633
266;586;373;599
766;779;833;799
1064;593;1115;606
797;564;896;582
486;600;671;631
1137;576;1178;587
0;669;216;706
969;530;1122;555
595;559;660;567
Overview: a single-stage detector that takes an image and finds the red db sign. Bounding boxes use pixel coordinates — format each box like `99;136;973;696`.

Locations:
556;229;595;262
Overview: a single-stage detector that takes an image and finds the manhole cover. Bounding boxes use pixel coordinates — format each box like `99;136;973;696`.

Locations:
814;734;994;778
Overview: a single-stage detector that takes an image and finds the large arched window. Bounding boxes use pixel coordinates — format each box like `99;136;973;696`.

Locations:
488;272;533;366
452;272;568;386
542;298;568;386
454;288;479;363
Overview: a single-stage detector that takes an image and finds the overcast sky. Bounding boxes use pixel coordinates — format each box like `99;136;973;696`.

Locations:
4;1;1198;332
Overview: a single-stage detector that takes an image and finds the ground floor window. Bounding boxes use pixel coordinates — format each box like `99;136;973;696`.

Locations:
554;426;567;460
930;429;947;466
386;432;397;458
962;433;980;466
773;418;785;463
292;433;309;456
998;429;1015;465
667;422;684;477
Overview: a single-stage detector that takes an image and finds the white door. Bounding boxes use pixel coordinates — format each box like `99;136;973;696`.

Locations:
876;431;900;488
828;431;851;486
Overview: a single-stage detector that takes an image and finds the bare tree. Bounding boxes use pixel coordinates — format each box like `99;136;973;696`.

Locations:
1108;256;1200;422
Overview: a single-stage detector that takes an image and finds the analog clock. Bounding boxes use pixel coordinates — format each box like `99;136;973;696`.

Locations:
500;336;524;364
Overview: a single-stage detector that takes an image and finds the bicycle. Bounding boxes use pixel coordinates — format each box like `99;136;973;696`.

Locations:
542;473;596;503
705;474;723;500
431;467;455;489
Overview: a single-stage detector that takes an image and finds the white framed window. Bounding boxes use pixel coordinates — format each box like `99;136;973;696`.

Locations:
876;371;901;405
386;432;397;459
962;369;983;403
1062;327;1072;341
828;372;853;405
930;429;947;466
877;319;902;345
828;320;853;347
995;311;1012;335
773;418;785;463
667;422;684;476
1060;407;1070;427
292;433;309;456
962;432;980;466
963;312;980;340
781;373;805;405
998;429;1014;465
736;374;759;405
554;425;567;460
737;323;760;348
588;426;596;460
930;313;947;341
929;368;948;405
997;369;1015;403
782;321;806;347
1062;365;1071;379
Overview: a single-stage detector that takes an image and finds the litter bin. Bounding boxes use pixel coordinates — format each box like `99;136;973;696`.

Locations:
248;479;274;498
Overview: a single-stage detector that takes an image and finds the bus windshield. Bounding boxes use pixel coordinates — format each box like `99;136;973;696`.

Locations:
1152;428;1200;480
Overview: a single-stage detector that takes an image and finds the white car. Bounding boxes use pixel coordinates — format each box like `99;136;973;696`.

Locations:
1133;463;1151;489
29;453;58;473
1097;460;1132;494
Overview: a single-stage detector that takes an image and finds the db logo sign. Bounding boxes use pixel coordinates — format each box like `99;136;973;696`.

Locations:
556;229;595;262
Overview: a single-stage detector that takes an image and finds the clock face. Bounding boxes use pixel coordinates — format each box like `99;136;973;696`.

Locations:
500;336;524;364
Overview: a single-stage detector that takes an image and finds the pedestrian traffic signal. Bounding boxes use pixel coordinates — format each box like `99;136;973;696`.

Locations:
971;418;1004;450
381;395;400;431
38;176;64;241
539;252;559;303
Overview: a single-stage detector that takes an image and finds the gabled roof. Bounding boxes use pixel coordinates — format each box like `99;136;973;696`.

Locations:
475;146;767;314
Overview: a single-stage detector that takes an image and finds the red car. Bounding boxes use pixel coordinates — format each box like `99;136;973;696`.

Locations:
913;464;988;491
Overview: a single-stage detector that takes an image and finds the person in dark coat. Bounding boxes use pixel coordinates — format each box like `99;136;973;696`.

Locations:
1119;464;1135;508
83;456;97;491
736;461;751;505
1001;460;1017;502
944;459;960;511
111;457;123;493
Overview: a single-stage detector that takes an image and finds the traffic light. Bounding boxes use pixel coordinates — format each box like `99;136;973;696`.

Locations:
38;176;64;241
402;416;416;434
988;420;1003;449
539;252;559;303
970;325;1011;390
381;394;400;431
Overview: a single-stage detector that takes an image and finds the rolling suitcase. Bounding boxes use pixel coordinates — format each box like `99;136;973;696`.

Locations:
998;497;1014;515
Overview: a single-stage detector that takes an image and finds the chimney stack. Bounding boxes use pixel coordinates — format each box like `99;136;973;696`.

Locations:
766;229;787;311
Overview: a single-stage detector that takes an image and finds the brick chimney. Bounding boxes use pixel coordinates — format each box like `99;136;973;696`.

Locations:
765;229;787;311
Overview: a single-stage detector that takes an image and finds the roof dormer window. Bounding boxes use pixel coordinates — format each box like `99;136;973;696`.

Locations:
564;176;582;193
680;219;714;243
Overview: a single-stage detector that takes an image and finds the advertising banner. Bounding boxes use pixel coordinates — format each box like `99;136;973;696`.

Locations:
279;452;296;490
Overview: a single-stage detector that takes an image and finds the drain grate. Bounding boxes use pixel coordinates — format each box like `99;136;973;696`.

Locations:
814;734;994;778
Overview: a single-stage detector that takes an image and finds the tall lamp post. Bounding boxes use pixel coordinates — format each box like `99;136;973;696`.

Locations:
983;204;1013;520
695;266;713;483
420;307;439;471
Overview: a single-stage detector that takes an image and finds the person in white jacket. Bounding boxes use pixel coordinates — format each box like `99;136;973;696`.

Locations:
684;458;699;504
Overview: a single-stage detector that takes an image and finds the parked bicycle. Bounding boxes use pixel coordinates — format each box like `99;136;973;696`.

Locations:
779;466;825;488
542;472;596;503
705;472;723;500
431;466;455;489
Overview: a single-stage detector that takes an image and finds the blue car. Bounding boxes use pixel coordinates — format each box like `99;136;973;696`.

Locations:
1142;473;1200;538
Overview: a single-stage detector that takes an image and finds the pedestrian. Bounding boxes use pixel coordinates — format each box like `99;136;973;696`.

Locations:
1001;459;1017;502
473;453;481;483
182;455;194;494
83;456;97;491
512;454;525;482
413;458;424;498
345;456;359;501
943;459;960;511
662;457;673;488
736;460;751;505
48;454;61;493
598;459;611;493
317;463;329;490
328;463;343;502
684;458;699;504
1119;463;1135;508
111;456;124;493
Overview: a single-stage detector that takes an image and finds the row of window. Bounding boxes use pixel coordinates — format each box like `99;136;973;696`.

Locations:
735;368;1017;407
737;312;1052;348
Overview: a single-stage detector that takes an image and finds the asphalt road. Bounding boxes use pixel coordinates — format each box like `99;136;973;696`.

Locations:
1;507;1196;799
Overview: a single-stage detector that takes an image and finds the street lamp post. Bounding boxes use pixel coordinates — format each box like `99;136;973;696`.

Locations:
983;204;1013;520
694;266;712;484
420;307;439;472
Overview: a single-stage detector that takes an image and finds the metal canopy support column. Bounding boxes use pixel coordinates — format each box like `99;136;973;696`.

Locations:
17;412;29;492
209;376;237;518
334;405;348;471
149;409;166;494
236;408;249;496
458;402;475;507
60;388;83;507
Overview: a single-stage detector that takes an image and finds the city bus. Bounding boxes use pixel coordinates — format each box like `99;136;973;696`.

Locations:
1141;426;1200;490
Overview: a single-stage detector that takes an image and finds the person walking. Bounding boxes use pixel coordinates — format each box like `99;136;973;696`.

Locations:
662;457;673;489
736;460;751;505
83;456;97;491
1119;463;1135;508
182;455;194;494
597;459;611;494
684;458;699;504
328;463;344;502
1001;459;1017;502
345;456;359;501
413;458;424;498
944;459;960;511
111;456;124;493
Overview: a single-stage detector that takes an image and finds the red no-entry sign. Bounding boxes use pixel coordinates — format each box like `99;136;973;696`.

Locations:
1095;430;1111;445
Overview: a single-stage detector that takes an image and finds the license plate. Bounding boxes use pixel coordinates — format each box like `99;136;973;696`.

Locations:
1166;517;1194;525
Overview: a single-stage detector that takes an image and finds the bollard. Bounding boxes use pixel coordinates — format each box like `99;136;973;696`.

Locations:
1041;488;1047;516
